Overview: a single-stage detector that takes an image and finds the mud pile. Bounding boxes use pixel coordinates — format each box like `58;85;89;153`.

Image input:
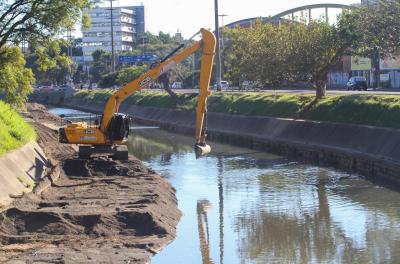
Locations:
0;104;181;263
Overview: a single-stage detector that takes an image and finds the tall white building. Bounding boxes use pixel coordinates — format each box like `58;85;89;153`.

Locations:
82;5;145;63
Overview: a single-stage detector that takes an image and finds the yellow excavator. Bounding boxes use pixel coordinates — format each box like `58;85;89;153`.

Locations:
59;28;216;160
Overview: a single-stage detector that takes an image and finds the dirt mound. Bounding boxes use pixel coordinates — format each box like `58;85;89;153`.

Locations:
26;103;60;124
63;157;151;177
1;206;165;237
0;103;181;263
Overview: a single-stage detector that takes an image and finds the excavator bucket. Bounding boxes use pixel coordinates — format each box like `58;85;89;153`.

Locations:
195;144;211;158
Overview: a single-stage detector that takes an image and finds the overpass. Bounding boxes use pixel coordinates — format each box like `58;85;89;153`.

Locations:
225;3;355;28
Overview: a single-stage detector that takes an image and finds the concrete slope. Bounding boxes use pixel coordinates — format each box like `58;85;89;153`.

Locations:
63;98;400;188
0;142;49;208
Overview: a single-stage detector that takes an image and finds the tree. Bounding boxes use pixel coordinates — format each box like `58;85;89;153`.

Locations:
338;1;400;88
26;39;73;85
90;49;111;82
0;46;34;107
158;31;173;44
98;72;118;88
344;1;400;57
116;65;147;85
224;2;400;98
0;0;94;106
90;30;194;95
224;21;289;88
0;0;94;51
143;31;162;45
284;22;342;99
225;21;343;98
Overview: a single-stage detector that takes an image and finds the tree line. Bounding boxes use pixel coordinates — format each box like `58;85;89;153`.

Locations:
223;1;400;98
1;0;400;107
0;0;193;107
87;31;194;89
0;0;93;107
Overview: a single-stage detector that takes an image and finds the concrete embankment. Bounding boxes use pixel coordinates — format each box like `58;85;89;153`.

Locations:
0;142;49;209
0;103;181;263
63;98;400;188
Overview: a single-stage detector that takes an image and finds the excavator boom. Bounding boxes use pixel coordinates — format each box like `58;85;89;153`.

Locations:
59;28;216;159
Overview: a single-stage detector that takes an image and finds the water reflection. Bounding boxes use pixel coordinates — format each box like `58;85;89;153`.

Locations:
217;156;224;264
235;166;400;263
49;108;400;263
126;127;400;264
197;199;214;264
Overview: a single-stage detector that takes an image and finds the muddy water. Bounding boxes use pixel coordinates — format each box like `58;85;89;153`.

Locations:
50;107;400;264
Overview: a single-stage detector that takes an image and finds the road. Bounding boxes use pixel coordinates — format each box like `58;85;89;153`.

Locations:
152;88;400;95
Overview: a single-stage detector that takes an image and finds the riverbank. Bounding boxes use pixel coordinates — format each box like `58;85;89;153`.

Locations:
0;103;181;263
71;90;400;129
60;97;400;189
0;141;49;209
0;101;45;209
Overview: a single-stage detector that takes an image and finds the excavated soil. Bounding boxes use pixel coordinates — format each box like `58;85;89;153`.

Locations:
0;103;181;263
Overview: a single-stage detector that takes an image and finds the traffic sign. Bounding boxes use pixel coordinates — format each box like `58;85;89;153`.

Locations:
119;55;157;63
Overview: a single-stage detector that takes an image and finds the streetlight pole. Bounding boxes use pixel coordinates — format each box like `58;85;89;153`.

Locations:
218;14;228;47
142;35;146;55
218;14;227;81
110;0;116;73
214;0;222;91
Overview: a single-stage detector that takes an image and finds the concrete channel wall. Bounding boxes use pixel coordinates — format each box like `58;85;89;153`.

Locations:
62;98;400;188
0;142;49;209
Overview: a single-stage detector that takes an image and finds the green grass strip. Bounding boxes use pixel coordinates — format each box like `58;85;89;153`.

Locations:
73;90;400;129
0;101;36;156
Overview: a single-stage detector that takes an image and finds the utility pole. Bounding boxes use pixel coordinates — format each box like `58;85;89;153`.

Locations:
214;0;222;91
109;0;116;73
66;29;73;58
142;35;146;55
66;29;73;85
21;39;27;56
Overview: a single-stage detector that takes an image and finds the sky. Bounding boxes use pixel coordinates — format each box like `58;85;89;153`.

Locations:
113;0;360;38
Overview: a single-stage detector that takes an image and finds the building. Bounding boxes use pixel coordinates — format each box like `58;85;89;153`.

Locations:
361;0;379;7
82;5;145;63
130;5;145;37
359;0;400;88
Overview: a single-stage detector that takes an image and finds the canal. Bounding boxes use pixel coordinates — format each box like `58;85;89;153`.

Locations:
51;107;400;264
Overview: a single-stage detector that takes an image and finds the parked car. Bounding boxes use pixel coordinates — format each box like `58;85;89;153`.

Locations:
241;80;253;90
241;80;263;90
346;76;367;91
213;81;229;90
171;82;182;89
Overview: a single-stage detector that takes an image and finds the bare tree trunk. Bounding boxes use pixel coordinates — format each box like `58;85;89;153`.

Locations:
372;51;380;89
158;73;177;99
315;79;326;99
164;86;177;99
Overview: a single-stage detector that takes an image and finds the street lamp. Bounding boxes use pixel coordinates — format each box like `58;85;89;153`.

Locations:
218;14;228;47
109;0;117;73
218;14;228;81
214;0;222;91
141;35;147;55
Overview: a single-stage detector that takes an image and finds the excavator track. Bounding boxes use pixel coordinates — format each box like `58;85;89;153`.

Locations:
78;145;129;160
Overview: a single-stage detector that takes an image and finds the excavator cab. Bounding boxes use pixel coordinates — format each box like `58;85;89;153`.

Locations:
59;113;130;160
107;113;130;142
